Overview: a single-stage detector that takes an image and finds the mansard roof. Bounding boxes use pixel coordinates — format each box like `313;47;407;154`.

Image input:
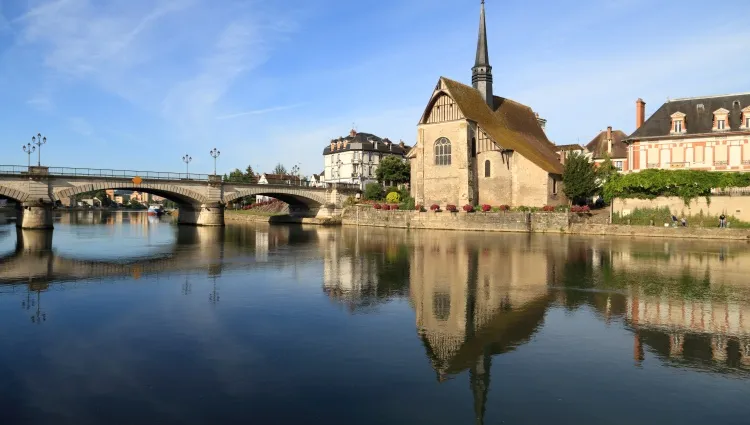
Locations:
323;132;410;155
626;93;750;141
585;129;628;159
435;77;563;174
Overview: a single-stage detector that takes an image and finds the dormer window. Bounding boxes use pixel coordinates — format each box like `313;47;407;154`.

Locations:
741;106;750;129
670;112;686;134
713;108;730;131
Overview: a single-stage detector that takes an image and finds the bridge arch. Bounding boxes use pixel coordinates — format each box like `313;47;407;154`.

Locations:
54;182;209;206
0;185;30;203
224;187;329;209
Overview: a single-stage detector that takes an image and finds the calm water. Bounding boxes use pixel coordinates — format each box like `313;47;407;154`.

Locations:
1;211;750;424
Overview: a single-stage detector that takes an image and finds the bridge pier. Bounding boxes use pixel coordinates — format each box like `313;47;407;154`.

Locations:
178;203;225;226
17;202;54;230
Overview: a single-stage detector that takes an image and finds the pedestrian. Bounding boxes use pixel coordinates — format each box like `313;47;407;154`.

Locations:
719;213;726;228
671;214;678;227
681;217;687;227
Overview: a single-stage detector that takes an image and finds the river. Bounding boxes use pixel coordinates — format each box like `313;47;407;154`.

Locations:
1;211;749;424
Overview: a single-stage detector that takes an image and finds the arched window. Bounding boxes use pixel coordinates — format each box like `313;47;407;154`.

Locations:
484;160;491;177
434;138;451;165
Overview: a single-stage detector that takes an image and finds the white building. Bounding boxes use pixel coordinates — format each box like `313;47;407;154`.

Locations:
324;129;410;189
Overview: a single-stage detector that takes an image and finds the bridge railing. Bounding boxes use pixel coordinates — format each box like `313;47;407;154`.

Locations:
0;165;210;181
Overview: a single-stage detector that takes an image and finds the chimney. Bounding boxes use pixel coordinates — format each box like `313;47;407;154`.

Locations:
399;140;405;148
535;112;547;130
636;98;646;129
349;129;357;137
607;126;613;154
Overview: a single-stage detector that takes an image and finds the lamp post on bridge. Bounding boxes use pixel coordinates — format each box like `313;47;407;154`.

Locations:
182;154;192;178
22;143;35;168
31;133;47;166
209;148;220;175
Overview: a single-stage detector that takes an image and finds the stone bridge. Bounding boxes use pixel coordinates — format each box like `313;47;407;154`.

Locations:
0;166;359;229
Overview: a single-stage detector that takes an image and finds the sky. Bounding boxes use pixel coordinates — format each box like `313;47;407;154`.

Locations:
1;0;749;176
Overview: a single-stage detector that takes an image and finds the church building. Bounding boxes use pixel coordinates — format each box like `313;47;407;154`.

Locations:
408;1;565;208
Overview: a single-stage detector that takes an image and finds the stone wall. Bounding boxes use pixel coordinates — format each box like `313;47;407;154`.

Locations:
614;196;750;222
569;223;750;241
342;206;569;234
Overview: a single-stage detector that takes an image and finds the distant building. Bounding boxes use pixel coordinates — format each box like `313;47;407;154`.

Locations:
585;126;629;171
308;173;326;188
256;173;303;203
323;129;410;190
556;144;590;165
624;93;750;172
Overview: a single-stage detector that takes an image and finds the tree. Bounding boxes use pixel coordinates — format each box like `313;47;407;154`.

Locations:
224;165;256;183
273;163;288;175
562;152;598;205
375;156;410;186
364;183;384;200
596;154;619;188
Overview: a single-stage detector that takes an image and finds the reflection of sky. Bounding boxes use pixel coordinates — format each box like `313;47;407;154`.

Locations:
2;223;750;424
0;224;15;257
51;218;176;262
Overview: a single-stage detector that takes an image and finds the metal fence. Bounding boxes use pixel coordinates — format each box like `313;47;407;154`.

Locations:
0;165;210;181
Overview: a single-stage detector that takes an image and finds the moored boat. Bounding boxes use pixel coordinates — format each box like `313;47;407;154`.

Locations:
147;205;164;216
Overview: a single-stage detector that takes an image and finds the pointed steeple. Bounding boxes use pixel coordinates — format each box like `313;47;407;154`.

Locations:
472;0;494;109
475;0;490;67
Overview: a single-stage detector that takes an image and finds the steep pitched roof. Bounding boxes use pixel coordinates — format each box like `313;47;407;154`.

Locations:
626;93;750;141
585;129;628;159
438;77;563;174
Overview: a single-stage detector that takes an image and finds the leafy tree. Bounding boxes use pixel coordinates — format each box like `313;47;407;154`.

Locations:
223;165;257;183
375;156;410;186
364;183;384;200
596;154;619;187
562;152;598;205
273;163;288;175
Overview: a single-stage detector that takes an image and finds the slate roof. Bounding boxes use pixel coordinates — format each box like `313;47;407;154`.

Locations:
585;129;628;159
323;132;411;155
555;144;586;151
626;93;750;141
435;77;563;174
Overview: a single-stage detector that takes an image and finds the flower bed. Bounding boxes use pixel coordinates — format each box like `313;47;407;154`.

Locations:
570;205;590;213
463;204;475;212
430;204;441;211
446;204;458;212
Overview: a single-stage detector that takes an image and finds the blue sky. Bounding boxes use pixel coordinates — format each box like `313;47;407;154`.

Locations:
1;0;748;176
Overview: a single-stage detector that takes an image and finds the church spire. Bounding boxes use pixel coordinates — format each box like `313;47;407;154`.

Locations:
472;0;494;109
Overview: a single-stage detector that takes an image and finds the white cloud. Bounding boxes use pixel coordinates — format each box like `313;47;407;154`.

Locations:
26;95;55;112
216;103;306;120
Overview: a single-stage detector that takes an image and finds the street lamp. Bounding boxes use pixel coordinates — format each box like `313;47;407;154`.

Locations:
209;148;220;175
31;133;47;166
182;154;192;178
22;143;35;168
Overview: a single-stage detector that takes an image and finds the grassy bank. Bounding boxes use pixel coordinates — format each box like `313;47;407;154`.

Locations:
612;206;750;228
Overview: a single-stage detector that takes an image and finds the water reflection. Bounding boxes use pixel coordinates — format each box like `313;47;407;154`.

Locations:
3;217;750;423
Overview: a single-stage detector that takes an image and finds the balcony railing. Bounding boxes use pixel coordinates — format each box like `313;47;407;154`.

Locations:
714;161;729;166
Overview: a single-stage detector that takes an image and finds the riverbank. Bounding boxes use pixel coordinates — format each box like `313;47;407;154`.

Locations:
341;205;750;241
225;210;341;226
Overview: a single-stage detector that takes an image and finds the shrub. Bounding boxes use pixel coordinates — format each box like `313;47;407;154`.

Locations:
364;183;384;201
481;204;492;212
542;205;555;212
463;204;474;212
344;196;357;206
430;204;440;211
499;205;510;211
446;204;458;212
386;191;401;203
373;203;382;209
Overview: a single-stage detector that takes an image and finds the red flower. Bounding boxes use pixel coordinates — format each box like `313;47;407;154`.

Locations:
415;204;423;211
446;204;458;212
391;204;399;210
383;204;391;211
499;205;510;211
373;203;382;209
462;204;474;212
543;205;555;212
481;204;491;212
430;204;440;211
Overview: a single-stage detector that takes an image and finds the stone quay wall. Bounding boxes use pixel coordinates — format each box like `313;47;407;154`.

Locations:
341;206;569;234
